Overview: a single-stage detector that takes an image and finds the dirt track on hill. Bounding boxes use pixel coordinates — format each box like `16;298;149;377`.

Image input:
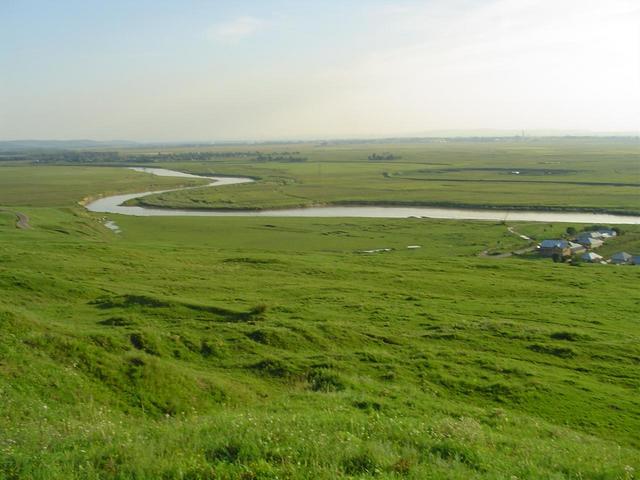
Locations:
478;245;537;259
478;224;536;258
0;209;31;229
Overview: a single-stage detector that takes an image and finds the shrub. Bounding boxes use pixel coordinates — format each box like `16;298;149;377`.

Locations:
129;331;161;356
250;358;296;378
342;451;379;475
550;331;582;341
584;224;610;232
307;368;346;392
245;328;290;348
391;456;413;475
250;304;268;316
430;440;483;470
205;443;241;463
353;399;382;412
528;343;576;358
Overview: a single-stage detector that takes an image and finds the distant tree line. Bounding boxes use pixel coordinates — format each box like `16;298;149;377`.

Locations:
0;150;306;164
253;154;307;163
0;151;120;163
368;153;401;161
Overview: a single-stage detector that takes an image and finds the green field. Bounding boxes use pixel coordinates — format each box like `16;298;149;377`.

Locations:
0;165;206;207
1;141;639;479
114;140;640;215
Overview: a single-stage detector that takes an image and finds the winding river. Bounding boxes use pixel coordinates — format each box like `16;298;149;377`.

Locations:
86;167;640;224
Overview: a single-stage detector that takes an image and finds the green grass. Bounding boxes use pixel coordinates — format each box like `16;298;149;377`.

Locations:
0;145;639;479
1;207;639;478
116;140;640;214
0;165;206;207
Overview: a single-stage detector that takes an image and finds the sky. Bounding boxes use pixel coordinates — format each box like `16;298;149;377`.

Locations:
1;0;639;141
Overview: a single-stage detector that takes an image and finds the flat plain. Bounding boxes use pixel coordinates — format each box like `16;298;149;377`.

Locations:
120;140;640;215
0;139;639;479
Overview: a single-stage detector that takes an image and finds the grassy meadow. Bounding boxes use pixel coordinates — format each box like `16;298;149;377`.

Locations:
116;140;640;214
1;141;639;479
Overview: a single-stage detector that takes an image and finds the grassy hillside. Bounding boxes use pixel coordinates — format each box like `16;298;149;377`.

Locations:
1;150;639;479
1;204;639;478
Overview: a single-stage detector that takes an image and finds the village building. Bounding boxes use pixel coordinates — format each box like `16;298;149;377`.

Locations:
579;237;604;249
581;252;603;263
539;240;571;259
633;256;640;266
577;231;603;241
611;252;633;265
568;242;585;254
576;231;604;245
596;229;617;238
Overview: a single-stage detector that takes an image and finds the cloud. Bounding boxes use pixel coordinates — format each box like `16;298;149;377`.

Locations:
207;16;268;42
326;0;640;132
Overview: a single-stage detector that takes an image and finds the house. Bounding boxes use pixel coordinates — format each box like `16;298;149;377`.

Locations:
576;231;603;244
596;229;617;238
579;231;603;239
539;240;571;259
611;252;633;264
580;237;604;249
633;256;640;266
568;242;585;254
581;252;603;263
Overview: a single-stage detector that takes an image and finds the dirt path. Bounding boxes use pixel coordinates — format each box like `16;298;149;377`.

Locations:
507;226;532;241
1;209;31;229
15;212;30;229
478;245;537;258
478;224;536;258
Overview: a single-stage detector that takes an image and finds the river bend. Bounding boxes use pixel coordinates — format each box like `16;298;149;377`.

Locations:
85;168;640;224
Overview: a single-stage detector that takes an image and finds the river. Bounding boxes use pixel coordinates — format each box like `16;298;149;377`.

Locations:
85;167;640;224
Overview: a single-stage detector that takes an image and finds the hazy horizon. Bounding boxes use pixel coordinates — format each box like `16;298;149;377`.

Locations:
2;129;640;147
2;0;639;142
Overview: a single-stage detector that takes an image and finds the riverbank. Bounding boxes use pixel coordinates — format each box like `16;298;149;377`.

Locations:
86;168;640;224
134;195;640;217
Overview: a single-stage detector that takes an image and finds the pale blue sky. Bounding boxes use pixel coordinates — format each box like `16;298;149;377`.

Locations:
1;0;638;140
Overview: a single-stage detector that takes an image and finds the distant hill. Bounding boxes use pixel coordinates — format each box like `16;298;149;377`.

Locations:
0;139;141;151
1;133;638;152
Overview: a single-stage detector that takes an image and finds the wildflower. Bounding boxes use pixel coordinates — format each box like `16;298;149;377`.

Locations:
624;465;634;480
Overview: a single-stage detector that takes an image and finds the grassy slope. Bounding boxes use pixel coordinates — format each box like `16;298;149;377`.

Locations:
125;141;640;214
1;200;639;478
